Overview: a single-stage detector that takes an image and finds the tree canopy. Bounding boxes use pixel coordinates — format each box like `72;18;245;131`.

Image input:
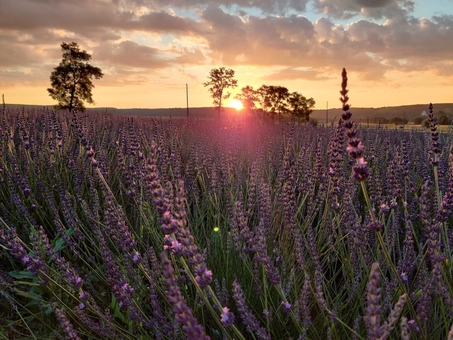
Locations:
235;85;258;113
203;67;238;118
235;84;315;122
287;91;315;122
48;42;103;112
256;85;290;118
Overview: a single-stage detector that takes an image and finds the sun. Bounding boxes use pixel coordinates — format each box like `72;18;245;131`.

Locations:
227;99;243;110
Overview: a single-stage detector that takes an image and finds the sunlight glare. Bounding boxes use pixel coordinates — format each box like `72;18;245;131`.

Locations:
228;99;243;110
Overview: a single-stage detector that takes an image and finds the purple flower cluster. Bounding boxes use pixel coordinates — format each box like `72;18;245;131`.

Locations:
97;232;134;309
428;103;441;165
37;226;83;290
232;279;271;340
3;78;453;339
52;305;80;340
365;262;382;339
436;146;453;223
160;251;210;340
103;196;140;264
220;306;235;327
365;262;407;340
418;181;443;265
0;227;50;282
327;121;346;207
147;142;212;287
340;68;370;182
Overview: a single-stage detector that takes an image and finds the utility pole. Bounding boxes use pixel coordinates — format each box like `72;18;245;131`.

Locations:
186;84;189;118
326;101;328;125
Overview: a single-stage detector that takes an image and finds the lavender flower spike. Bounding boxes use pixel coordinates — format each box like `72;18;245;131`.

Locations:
160;252;210;340
365;262;383;339
340;68;370;182
400;317;410;340
220;307;235;327
232;279;271;340
53;306;80;340
380;293;407;340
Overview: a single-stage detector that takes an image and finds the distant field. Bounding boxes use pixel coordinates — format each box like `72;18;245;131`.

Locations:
5;102;453;123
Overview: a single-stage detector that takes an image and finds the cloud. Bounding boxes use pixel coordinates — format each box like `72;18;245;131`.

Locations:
135;11;199;33
146;0;311;15
198;7;387;80
94;41;170;69
172;48;207;65
262;68;332;81
1;0;452;100
311;0;414;20
356;0;393;8
0;36;46;67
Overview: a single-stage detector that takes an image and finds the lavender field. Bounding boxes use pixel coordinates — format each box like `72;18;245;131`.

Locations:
1;74;453;339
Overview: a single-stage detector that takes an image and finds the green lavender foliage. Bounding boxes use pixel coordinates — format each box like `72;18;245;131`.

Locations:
0;95;453;339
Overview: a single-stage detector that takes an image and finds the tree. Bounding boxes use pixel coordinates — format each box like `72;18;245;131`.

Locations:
390;117;408;125
235;85;258;114
204;67;238;118
256;85;290;121
287;91;315;122
413;117;424;125
439;115;451;125
48;42;103;112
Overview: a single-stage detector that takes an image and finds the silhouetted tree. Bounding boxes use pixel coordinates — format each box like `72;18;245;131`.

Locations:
256;85;290;121
204;67;238;118
439;115;451;125
48;42;103;112
235;85;258;115
287;91;315;122
390;117;408;125
413;117;424;125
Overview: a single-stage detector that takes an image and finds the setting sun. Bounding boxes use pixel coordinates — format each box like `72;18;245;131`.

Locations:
228;99;243;110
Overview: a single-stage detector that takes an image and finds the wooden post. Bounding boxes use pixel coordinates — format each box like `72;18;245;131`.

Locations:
326;101;328;125
186;84;189;118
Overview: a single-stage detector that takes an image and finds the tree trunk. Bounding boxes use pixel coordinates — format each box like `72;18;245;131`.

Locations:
69;79;76;111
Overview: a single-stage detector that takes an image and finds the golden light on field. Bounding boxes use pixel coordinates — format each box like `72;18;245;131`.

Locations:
227;99;243;110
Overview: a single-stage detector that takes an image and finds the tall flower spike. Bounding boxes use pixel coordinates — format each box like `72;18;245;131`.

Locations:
52;305;80;340
400;317;410;340
232;279;271;340
380;293;407;340
365;262;383;339
428;103;441;165
340;68;370;181
160;252;210;340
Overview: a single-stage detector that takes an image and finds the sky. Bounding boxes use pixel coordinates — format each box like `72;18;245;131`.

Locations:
0;0;452;110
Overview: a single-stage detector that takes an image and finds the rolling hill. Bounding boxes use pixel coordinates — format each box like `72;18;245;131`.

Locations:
3;102;453;123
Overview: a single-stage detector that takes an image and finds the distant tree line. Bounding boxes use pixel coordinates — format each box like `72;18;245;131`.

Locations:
364;114;452;126
204;67;315;122
361;117;409;125
414;111;452;126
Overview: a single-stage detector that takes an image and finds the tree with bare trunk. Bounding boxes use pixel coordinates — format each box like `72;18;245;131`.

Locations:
48;42;103;112
204;67;238;118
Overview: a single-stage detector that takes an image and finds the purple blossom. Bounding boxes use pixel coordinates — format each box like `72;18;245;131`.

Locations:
52;305;80;340
232;279;271;340
365;262;383;339
353;158;370;182
220;307;235;327
340;68;370;182
160;252;210;340
282;301;292;313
